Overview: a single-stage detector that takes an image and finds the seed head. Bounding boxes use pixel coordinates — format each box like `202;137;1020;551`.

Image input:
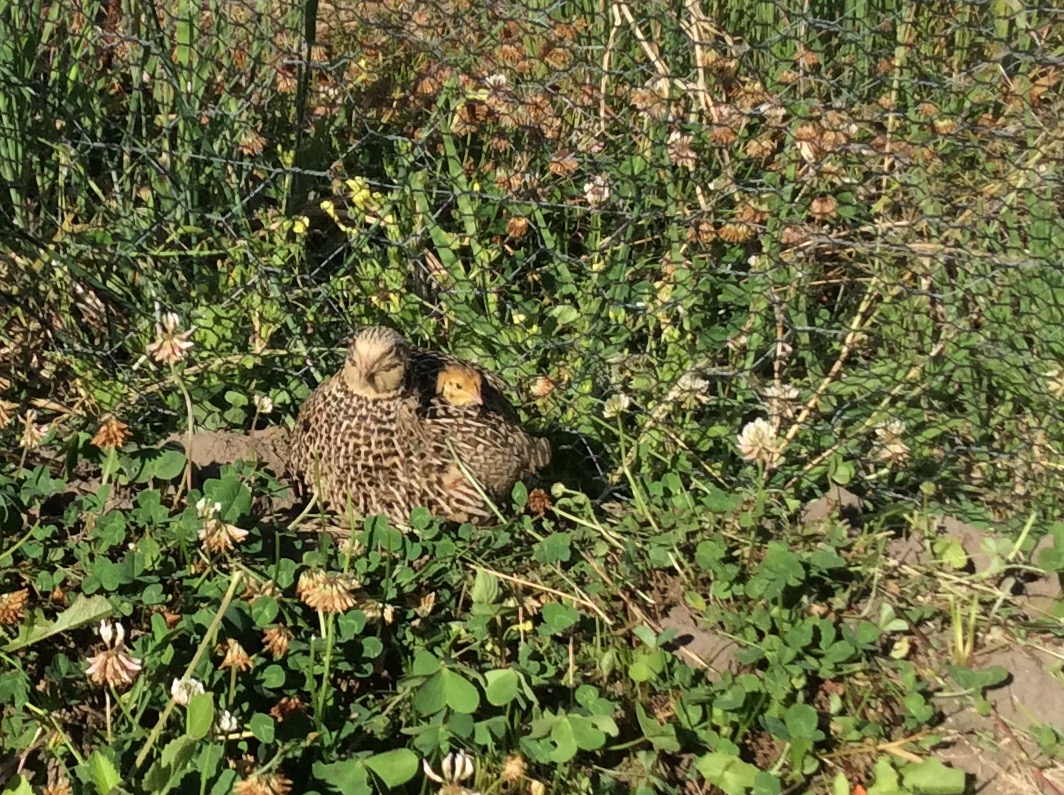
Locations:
91;416;130;449
809;195;838;220
86;620;142;689
218;638;254;672
263;626;293;658
233;772;292;795
0;589;29;626
297;570;361;614
147;312;194;365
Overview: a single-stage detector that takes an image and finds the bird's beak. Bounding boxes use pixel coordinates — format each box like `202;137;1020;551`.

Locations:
357;353;375;376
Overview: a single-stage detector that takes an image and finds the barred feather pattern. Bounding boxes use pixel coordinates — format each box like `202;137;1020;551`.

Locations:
288;328;551;527
288;371;426;523
406;349;552;515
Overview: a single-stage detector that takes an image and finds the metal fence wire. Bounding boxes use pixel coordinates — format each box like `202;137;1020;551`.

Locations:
2;0;1063;516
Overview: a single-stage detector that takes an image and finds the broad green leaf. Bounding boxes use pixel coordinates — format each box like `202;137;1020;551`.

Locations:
540;602;579;634
900;759;966;794
364;749;419;787
153;449;187;481
628;648;665;683
549;717;578;763
88;750;120;795
867;757;908;795
312;759;371;795
484;668;521;706
261;664;286;689
3;595;112;652
947;664;1009;693
203;476;252;521
753;771;782;795
249;713;275;743
533;532;572;565
441;668;480;713
635;703;680;752
251;596;279;627
159;735;196;774
933;538;968;570
470;569;500;605
696;752;760;795
186;692;214;740
568;714;607;750
411;649;441;676
549;304;581;326
784;703;820;740
413;671;447;714
511;481;528;509
2;775;33;795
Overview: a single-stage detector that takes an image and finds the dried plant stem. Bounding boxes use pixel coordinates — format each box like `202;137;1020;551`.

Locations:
598;0;619;134
776;275;901;474
470;564;613;626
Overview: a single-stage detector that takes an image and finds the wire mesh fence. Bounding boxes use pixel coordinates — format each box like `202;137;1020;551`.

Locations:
2;0;1063;517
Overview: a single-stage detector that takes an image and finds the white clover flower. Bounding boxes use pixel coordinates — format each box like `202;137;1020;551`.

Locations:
583;175;611;208
170;677;205;706
670;372;711;409
253;394;274;415
423;750;476;788
762;384;800;422
736;417;781;468
215;708;239;735
196;496;246;554
196;498;223;520
99;619;122;647
873;419;911;465
86;620;141;689
147;311;194;365
602;393;631;419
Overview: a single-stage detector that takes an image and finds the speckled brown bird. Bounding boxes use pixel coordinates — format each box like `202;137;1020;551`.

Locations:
288;327;551;526
406;354;552;522
288;325;426;523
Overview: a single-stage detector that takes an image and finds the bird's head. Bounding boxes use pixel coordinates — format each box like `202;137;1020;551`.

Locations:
342;326;410;398
436;365;484;408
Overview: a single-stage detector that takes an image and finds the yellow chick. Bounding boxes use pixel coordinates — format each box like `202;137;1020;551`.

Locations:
435;364;484;409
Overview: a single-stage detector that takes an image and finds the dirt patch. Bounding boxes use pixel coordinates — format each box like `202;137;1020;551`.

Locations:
882;516;1062;615
659;605;739;678
983;642;1064;732
801;484;862;527
166;426;291;477
938;689;1064;795
843;505;1064;793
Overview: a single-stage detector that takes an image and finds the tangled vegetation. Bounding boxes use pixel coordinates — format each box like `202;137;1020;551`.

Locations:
1;0;1063;793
